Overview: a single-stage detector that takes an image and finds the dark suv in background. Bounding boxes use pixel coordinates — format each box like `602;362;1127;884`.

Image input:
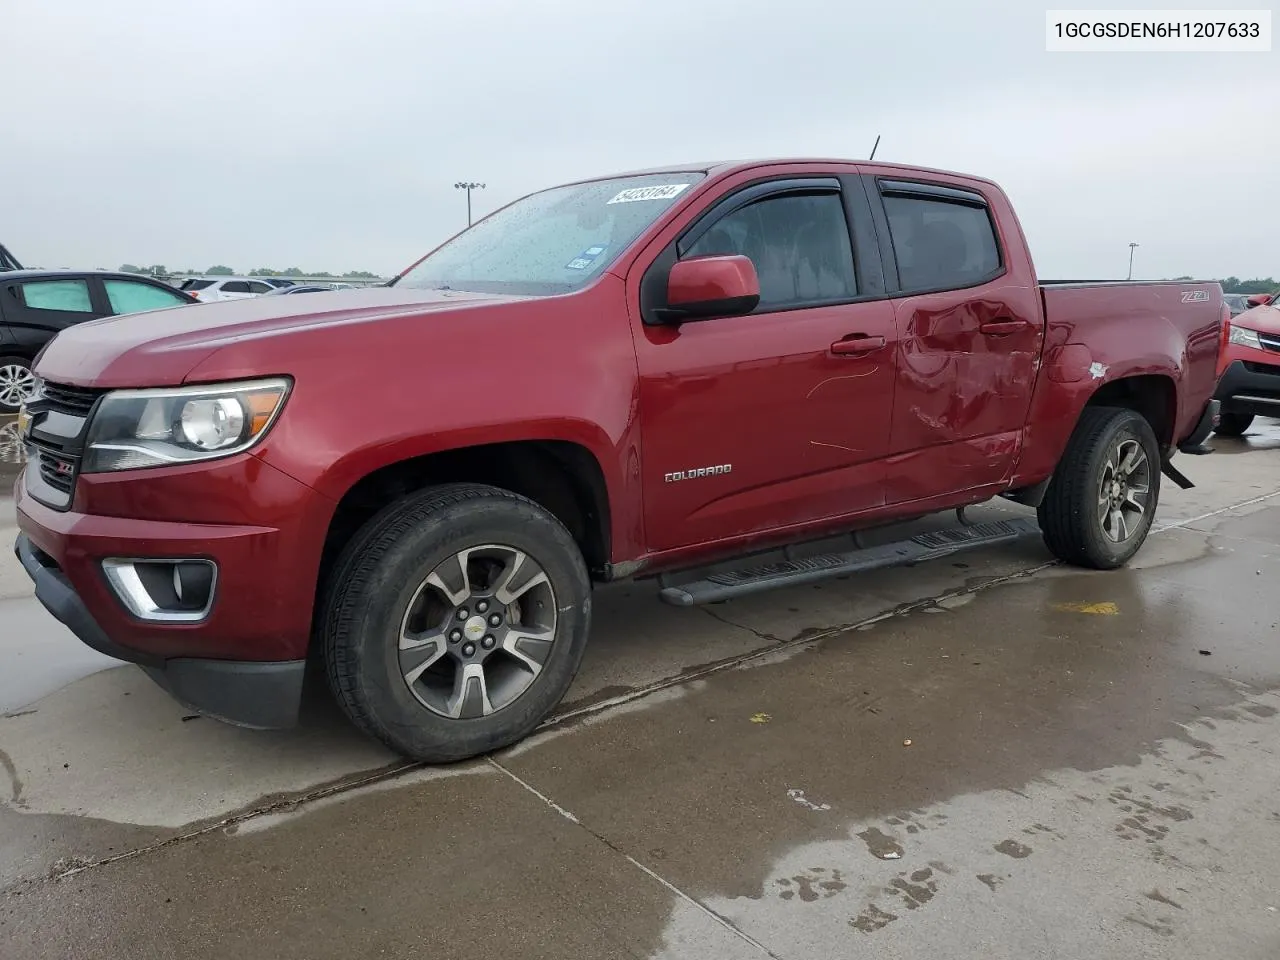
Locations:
1;270;196;412
0;243;21;273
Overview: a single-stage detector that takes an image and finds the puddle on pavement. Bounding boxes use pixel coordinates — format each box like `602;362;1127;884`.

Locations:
1207;417;1280;455
0;416;24;489
5;531;1278;960
4;427;1280;958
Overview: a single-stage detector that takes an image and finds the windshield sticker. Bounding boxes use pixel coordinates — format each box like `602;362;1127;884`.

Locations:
565;244;608;270
606;183;691;204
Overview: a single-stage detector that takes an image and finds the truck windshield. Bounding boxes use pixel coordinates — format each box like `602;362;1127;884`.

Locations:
395;173;706;296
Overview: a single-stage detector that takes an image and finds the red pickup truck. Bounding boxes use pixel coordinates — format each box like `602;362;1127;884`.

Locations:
13;159;1224;761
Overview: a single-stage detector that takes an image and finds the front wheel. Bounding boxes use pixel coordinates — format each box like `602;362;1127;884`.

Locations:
321;483;592;762
1213;411;1254;437
1038;406;1161;570
0;356;36;414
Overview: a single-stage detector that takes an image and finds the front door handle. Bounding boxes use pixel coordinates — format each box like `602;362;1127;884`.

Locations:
830;334;887;356
979;318;1030;336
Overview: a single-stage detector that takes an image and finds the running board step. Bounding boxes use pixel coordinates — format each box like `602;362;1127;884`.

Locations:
658;517;1041;607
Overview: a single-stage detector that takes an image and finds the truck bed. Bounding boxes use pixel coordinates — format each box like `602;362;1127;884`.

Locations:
1035;278;1223;451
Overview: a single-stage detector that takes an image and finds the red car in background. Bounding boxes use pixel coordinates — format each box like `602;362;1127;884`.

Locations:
1214;298;1280;435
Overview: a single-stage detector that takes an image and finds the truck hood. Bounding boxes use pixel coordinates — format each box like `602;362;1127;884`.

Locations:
34;287;529;388
1238;303;1280;336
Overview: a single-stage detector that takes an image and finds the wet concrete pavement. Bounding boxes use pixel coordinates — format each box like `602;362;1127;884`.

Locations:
2;416;1279;958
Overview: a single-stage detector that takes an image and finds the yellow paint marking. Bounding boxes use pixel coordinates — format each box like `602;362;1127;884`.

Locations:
750;713;772;724
1051;601;1119;615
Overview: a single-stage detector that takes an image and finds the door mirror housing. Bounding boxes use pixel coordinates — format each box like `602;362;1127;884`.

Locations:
658;255;760;323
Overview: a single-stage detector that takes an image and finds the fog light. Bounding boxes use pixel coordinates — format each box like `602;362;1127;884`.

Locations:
103;558;218;622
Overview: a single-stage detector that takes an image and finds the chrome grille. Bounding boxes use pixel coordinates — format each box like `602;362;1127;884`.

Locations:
40;382;104;415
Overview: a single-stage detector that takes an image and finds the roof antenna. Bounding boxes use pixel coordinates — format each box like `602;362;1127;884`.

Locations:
869;135;881;161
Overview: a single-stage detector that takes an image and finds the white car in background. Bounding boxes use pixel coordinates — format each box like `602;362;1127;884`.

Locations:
178;277;293;302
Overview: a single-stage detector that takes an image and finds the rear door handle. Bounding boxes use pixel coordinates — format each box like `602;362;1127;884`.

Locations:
979;318;1029;336
830;334;887;356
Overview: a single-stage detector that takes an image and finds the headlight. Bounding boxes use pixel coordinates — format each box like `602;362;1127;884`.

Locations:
1229;324;1262;349
83;377;291;473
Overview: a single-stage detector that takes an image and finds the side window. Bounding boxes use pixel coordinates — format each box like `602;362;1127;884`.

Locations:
220;280;250;293
18;279;94;312
180;279;215;291
684;192;857;309
245;281;272;294
881;193;1001;293
104;279;190;314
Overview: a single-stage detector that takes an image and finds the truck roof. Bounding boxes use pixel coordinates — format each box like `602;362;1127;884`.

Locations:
567;157;1001;190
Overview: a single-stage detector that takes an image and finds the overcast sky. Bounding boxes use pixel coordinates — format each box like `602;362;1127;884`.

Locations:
1;0;1275;280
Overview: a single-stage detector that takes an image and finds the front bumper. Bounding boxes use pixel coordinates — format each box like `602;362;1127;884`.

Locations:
12;455;334;728
16;533;306;728
1214;357;1280;417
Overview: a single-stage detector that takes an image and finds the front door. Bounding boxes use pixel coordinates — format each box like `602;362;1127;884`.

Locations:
632;176;897;552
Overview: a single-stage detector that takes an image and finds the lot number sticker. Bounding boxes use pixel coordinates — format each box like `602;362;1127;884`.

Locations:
607;184;691;204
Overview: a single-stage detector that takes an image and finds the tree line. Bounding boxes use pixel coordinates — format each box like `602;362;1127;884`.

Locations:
112;263;1272;292
1170;276;1277;294
117;264;381;279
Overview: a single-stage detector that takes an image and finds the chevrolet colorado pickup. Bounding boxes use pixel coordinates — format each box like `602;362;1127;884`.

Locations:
13;159;1224;761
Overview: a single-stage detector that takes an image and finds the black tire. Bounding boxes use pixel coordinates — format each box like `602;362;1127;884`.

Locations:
1213;411;1254;437
321;482;592;762
0;355;35;414
1037;406;1161;570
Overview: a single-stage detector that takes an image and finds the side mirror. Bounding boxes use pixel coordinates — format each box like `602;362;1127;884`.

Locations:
1246;293;1272;308
660;255;760;323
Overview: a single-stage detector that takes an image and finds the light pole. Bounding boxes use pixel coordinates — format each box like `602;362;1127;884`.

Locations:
454;181;485;227
1127;242;1139;280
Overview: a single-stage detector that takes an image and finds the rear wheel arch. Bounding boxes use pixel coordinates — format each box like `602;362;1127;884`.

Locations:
1081;373;1178;448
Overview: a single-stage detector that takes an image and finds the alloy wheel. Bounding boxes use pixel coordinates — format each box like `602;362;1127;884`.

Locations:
0;363;35;409
398;544;557;719
1097;438;1151;543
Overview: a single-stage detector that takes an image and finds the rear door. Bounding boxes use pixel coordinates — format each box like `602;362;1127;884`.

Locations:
631;173;897;552
1;276;105;355
864;173;1044;504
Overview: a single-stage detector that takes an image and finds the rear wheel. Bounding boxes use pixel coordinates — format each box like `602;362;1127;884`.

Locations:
1038;406;1161;570
321;483;592;762
1213;411;1254;437
0;356;35;413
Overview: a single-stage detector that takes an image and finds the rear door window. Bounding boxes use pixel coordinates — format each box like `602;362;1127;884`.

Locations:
18;279;94;312
245;281;273;294
104;279;191;314
181;279;215;291
881;190;1002;293
220;281;250;294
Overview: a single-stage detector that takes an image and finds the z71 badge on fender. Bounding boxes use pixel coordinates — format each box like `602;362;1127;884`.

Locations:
665;464;732;483
1181;290;1210;303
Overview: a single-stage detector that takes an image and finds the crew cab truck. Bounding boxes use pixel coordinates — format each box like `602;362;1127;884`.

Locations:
13;159;1224;762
